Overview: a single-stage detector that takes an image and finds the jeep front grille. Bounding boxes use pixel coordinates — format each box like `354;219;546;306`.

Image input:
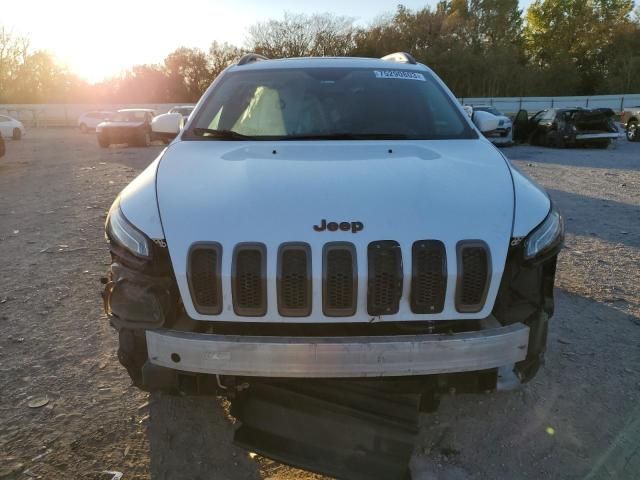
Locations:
278;243;312;317
188;244;222;315
323;243;357;317
456;241;491;313
368;241;403;315
187;240;493;318
232;244;267;316
410;240;446;314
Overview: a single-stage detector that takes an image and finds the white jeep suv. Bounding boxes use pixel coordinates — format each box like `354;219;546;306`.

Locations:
103;53;563;398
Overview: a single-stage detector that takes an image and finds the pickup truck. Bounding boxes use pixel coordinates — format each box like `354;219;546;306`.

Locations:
101;52;564;477
621;106;639;142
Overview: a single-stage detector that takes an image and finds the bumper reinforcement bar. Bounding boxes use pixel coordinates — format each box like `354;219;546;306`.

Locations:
146;322;529;378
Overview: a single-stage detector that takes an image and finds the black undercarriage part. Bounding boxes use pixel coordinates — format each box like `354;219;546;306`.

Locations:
232;380;420;480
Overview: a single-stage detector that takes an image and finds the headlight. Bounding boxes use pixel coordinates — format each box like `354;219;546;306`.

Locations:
105;200;151;258
523;205;564;261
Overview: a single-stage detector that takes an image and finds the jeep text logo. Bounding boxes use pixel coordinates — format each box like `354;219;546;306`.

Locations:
313;219;364;234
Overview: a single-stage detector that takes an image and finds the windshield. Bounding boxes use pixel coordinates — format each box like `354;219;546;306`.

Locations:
187;67;476;140
113;111;147;122
473;106;502;116
170;107;194;116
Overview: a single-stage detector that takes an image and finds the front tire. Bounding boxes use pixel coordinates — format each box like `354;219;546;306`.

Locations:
12;128;22;140
627;120;638;142
98;133;110;148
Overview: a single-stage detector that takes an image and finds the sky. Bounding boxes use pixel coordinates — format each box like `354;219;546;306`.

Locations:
2;0;531;83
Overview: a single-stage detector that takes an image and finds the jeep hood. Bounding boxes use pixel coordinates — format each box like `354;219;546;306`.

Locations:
156;140;515;322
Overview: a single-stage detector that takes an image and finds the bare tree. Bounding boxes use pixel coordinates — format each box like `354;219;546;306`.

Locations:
209;41;244;80
247;12;356;59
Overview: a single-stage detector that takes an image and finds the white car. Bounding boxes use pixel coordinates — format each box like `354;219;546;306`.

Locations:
103;53;563;401
0;115;26;140
168;105;194;119
78;111;114;133
466;105;513;145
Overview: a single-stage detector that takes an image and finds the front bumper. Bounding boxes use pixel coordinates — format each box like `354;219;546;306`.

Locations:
146;321;529;378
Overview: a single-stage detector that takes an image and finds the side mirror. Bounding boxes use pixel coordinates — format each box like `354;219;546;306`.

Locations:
472;110;501;133
151;112;183;137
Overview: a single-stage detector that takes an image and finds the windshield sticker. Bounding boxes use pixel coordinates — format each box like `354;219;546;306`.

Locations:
374;70;426;81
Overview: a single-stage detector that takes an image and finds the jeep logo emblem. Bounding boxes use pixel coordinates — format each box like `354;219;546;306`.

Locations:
313;219;364;234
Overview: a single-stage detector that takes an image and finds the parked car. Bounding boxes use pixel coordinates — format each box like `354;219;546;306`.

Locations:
78;111;114;133
0;115;26;140
102;52;563;477
620;106;639;142
168;105;194;120
465;105;513;145
513;107;619;148
96;109;156;148
0;132;5;158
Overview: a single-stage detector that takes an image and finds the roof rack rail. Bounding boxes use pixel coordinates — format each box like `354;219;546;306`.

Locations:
237;53;269;66
380;52;417;65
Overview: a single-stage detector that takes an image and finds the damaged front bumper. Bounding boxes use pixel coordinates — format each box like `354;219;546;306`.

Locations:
145;319;529;378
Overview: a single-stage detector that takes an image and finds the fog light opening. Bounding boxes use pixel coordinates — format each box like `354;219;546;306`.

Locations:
171;353;181;363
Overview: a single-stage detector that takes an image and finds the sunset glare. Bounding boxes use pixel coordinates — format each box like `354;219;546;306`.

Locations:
2;0;434;82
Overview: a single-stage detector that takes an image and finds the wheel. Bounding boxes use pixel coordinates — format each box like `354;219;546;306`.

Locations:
627;120;638;142
547;131;564;148
98;133;110;148
12;128;22;140
79;123;88;134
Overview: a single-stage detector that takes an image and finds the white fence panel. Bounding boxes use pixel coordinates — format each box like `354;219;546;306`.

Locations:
0;104;189;127
1;94;639;127
460;94;640;115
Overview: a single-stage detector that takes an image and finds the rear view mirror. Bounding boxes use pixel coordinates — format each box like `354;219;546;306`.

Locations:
472;110;501;133
152;112;183;136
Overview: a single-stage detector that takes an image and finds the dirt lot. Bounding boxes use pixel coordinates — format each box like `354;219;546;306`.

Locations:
0;129;638;480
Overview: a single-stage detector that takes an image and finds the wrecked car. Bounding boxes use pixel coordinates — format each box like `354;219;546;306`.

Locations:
102;52;564;479
621;106;639;142
96;109;156;148
513;107;619;148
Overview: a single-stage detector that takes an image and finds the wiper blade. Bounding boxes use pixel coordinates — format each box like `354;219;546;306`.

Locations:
281;133;410;140
191;128;252;140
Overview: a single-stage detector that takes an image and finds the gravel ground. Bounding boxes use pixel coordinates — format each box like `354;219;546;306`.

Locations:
0;130;638;480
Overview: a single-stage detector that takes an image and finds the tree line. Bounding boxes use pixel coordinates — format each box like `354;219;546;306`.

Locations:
1;1;639;104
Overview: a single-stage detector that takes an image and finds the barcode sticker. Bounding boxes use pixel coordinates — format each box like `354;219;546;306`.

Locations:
374;70;426;81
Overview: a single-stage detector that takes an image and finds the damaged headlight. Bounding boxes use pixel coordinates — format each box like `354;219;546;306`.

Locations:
105;199;151;258
523;205;564;261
